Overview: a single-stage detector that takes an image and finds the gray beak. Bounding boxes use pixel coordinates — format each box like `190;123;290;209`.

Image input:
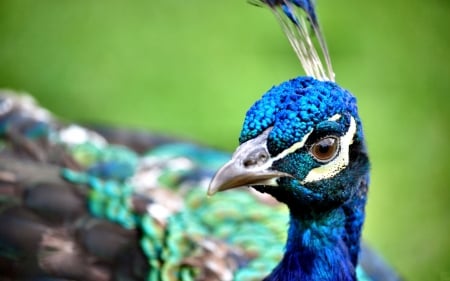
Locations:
208;128;290;195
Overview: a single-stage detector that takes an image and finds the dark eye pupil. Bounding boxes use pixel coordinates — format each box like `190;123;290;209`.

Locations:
317;142;331;154
311;137;339;162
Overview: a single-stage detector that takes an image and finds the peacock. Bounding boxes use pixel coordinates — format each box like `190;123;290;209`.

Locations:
0;1;402;280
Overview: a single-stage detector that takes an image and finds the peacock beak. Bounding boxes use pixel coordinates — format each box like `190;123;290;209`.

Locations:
208;128;290;195
207;158;288;195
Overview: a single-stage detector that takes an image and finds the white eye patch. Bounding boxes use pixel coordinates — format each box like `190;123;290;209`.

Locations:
301;115;357;184
239;114;357;187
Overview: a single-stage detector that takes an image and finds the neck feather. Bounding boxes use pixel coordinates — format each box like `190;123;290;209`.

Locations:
264;179;368;281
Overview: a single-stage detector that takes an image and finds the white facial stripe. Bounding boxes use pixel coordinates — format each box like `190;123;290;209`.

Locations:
273;130;312;162
329;113;341;122
236;114;354;187
247;130;313;171
268;113;342;164
301;116;357;184
241;130;313;187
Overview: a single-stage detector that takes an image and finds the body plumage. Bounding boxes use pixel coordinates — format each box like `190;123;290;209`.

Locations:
0;1;401;280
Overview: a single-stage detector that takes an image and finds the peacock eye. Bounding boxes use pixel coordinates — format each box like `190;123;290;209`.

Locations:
309;136;340;163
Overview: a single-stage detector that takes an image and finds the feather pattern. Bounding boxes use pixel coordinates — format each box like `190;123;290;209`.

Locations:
0;92;289;280
0;88;401;280
0;0;402;280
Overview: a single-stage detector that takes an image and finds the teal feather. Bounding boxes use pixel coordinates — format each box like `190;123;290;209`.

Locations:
0;90;400;281
0;1;402;280
0;93;289;280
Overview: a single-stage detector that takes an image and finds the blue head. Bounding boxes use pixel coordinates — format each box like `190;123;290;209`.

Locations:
209;1;370;279
208;76;370;280
209;76;369;214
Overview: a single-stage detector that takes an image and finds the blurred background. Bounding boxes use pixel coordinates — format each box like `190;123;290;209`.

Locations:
0;0;448;280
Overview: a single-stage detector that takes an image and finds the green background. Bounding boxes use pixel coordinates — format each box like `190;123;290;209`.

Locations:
0;0;448;280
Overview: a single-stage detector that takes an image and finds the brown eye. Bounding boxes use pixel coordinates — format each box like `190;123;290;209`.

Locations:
310;137;339;162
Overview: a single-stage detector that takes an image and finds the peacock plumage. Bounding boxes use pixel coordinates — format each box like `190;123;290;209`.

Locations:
0;1;402;281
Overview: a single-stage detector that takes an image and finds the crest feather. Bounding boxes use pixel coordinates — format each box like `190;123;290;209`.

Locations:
250;0;335;81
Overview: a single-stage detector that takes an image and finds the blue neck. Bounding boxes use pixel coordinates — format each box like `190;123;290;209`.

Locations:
264;184;367;281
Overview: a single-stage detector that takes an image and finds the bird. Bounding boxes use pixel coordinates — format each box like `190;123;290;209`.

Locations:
0;1;401;281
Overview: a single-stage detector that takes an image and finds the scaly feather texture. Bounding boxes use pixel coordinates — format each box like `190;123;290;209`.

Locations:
0;90;399;281
209;77;371;281
208;1;401;280
0;1;401;280
0;92;289;281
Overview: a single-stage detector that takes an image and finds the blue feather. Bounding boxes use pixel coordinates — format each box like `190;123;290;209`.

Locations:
0;0;403;280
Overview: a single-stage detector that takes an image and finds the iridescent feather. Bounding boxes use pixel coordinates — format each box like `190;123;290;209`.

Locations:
0;0;402;280
0;92;289;281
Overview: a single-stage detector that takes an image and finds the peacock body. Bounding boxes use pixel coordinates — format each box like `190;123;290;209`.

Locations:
0;1;401;281
0;93;290;281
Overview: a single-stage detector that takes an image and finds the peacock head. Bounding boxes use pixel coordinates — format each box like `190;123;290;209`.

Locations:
209;76;369;214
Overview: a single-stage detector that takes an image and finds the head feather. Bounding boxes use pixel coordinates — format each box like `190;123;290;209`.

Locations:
250;0;334;81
